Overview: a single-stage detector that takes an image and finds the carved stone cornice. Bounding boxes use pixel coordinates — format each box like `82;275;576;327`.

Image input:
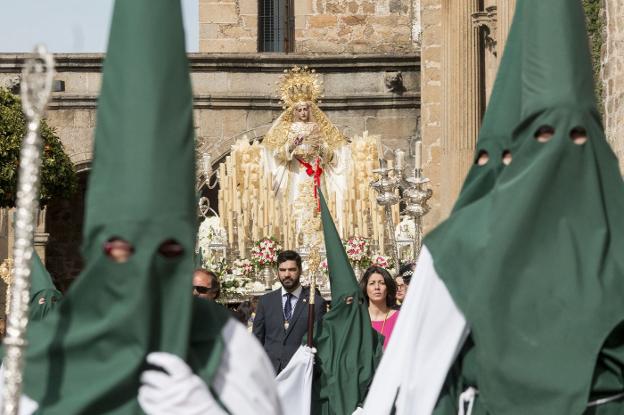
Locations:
0;53;421;74
47;93;420;110
472;5;498;55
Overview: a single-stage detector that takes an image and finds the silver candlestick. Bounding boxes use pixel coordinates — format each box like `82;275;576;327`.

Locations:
2;45;54;415
370;160;401;274
403;166;433;259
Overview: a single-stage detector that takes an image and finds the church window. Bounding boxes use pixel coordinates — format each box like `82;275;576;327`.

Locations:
259;0;294;52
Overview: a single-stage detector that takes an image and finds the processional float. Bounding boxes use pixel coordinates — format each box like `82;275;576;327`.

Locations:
196;66;433;299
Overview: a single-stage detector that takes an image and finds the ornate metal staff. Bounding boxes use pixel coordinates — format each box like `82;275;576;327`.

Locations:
2;45;54;415
306;247;320;347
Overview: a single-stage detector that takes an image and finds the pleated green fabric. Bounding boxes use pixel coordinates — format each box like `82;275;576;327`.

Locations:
311;191;383;415
426;0;624;413
19;0;228;412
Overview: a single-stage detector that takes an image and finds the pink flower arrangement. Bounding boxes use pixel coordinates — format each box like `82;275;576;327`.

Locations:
232;258;255;278
250;237;283;267
320;258;329;274
370;254;390;269
344;236;369;264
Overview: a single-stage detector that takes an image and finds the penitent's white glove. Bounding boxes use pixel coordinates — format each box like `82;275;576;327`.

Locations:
138;352;227;415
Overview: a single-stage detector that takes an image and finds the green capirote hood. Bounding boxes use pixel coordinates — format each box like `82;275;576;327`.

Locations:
427;0;624;413
311;191;383;415
28;252;62;322
20;0;206;413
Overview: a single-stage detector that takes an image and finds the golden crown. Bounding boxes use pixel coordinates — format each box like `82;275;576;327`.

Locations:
277;65;323;108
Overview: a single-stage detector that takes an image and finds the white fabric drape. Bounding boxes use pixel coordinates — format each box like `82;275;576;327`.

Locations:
276;345;316;415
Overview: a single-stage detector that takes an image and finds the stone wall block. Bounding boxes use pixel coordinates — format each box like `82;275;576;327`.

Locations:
326;1;347;14
362;1;375;14
241;15;258;29
346;1;359;13
239;0;257;15
200;3;237;24
191;72;230;94
200;23;220;39
365;113;418;140
200;38;256;53
222;109;251;138
245;110;275;131
308;15;338;28
197;110;224;139
342;15;367;26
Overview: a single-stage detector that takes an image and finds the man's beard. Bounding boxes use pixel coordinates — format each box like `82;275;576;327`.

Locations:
280;275;300;290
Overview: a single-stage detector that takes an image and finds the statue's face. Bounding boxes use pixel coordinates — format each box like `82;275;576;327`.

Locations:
294;103;310;122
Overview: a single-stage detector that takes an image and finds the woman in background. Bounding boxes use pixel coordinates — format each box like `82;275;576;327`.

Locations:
360;266;399;350
395;262;415;306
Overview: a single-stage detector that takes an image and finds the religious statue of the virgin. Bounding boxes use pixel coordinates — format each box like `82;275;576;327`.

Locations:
262;66;350;241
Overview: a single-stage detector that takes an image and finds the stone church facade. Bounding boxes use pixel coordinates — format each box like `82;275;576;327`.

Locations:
1;0;623;287
0;0;421;286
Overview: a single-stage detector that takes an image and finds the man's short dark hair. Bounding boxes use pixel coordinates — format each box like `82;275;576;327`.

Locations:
194;268;220;299
277;250;302;270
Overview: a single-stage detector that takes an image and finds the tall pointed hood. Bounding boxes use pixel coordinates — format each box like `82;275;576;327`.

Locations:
320;192;359;302
519;0;597;119
22;0;199;412
82;1;195;239
29;252;56;294
452;4;524;211
425;0;624;413
311;191;383;415
28;252;62;322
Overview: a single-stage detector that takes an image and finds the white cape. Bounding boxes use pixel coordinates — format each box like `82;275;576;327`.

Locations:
276;345;316;415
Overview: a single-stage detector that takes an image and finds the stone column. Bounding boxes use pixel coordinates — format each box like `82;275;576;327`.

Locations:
440;0;482;218
497;0;516;54
420;0;444;228
603;0;624;173
34;208;49;263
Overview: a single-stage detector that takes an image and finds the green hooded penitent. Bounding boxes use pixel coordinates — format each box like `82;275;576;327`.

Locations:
311;191;383;415
28;252;62;322
426;0;624;413
19;0;228;412
432;4;525;414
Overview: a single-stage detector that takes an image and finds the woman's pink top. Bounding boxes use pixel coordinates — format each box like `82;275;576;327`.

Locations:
371;310;399;350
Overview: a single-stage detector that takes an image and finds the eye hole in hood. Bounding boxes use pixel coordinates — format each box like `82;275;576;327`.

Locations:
535;125;555;143
158;239;184;258
104;238;134;263
502;150;512;166
570;126;588;145
476;150;490;166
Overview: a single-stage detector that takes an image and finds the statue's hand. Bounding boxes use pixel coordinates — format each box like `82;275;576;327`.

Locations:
289;135;305;153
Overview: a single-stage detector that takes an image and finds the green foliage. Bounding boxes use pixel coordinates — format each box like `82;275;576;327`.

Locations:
583;0;605;110
0;87;77;207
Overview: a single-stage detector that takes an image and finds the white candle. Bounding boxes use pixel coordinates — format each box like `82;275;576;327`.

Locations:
415;140;422;170
202;152;211;177
394;149;405;172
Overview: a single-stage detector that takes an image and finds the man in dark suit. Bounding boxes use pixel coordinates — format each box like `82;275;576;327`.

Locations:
253;250;326;374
